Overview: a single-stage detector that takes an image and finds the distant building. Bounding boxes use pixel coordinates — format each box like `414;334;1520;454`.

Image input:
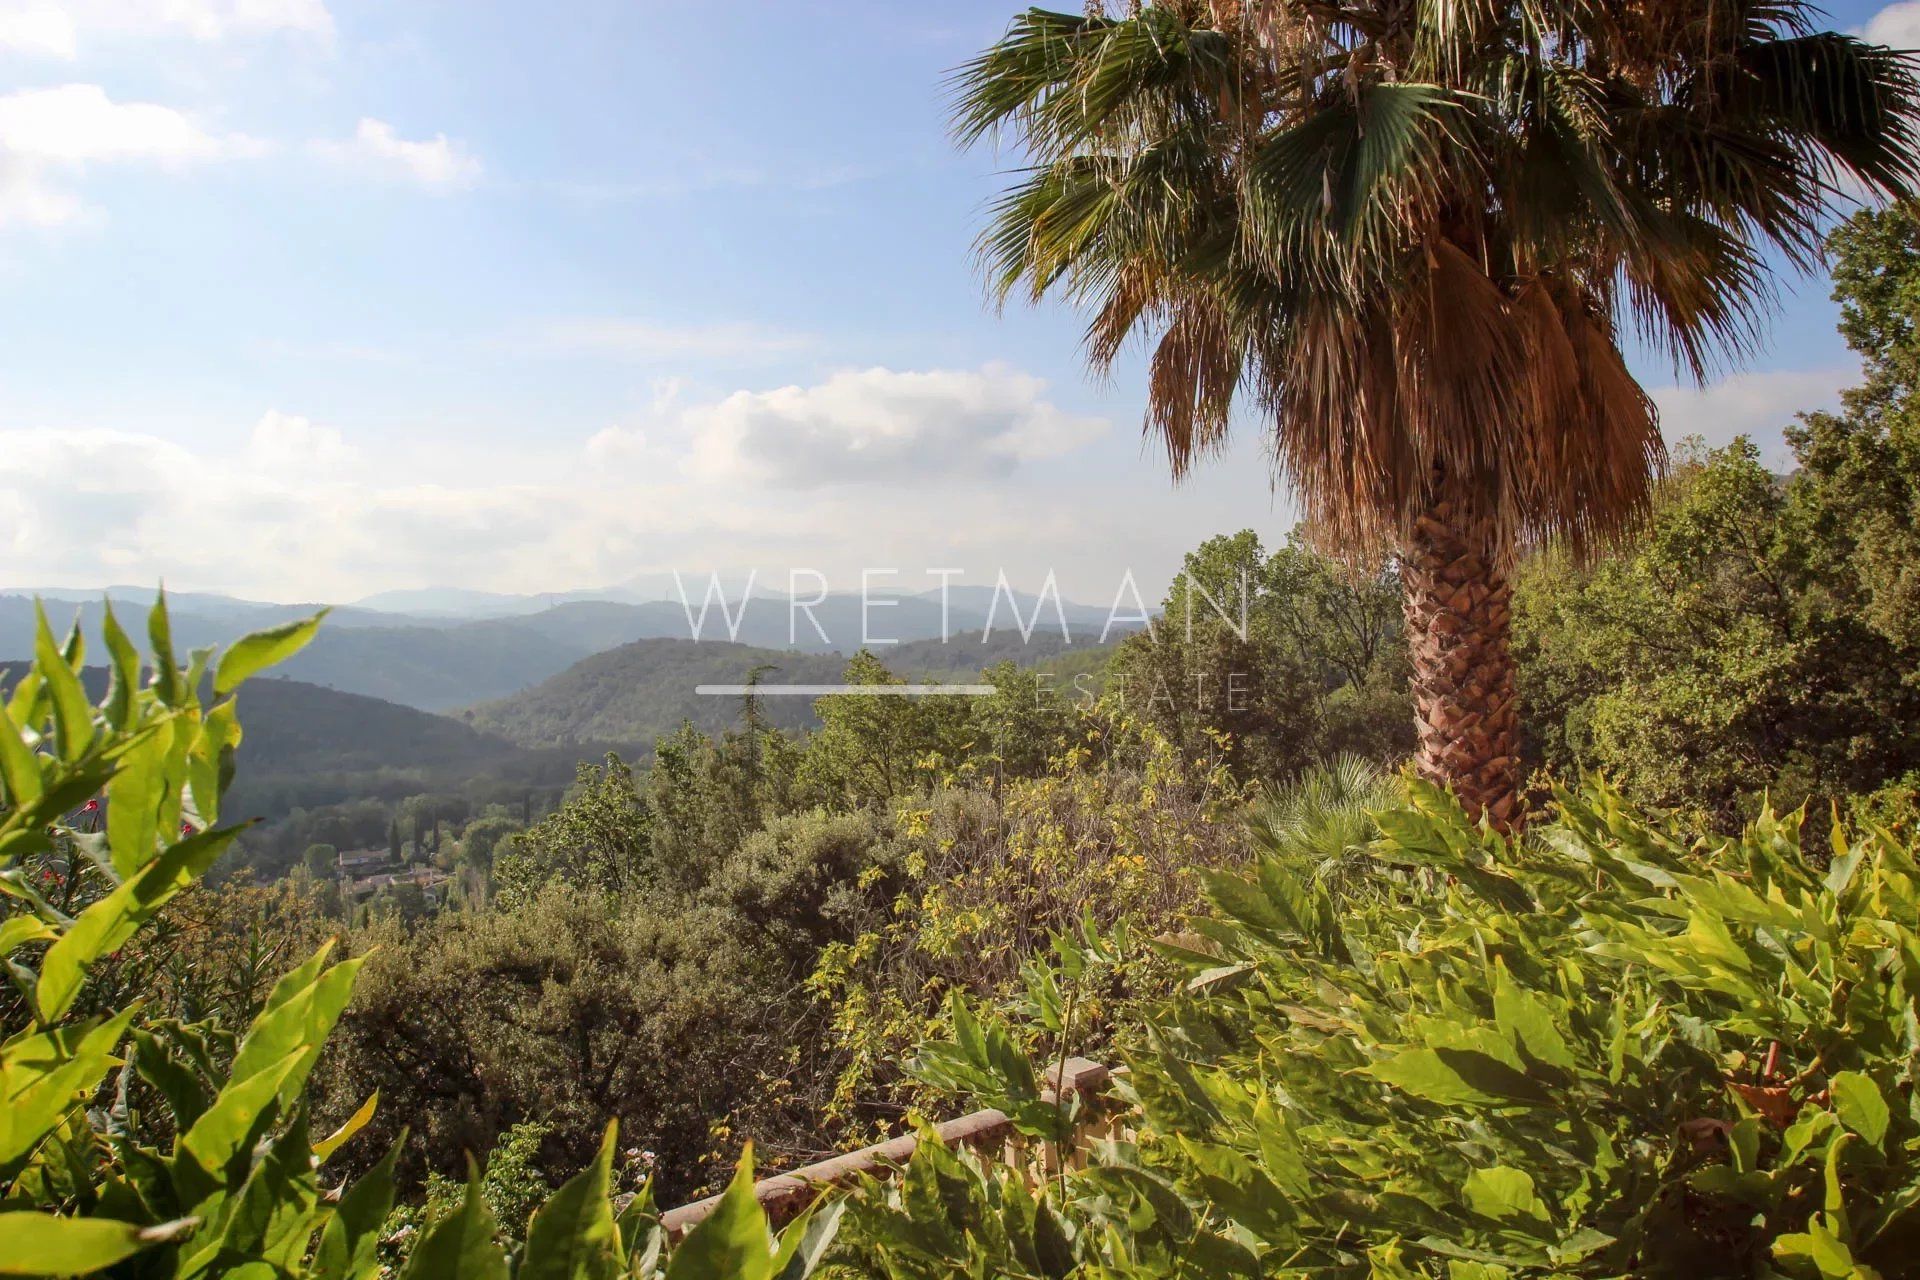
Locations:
337;848;392;875
345;864;450;902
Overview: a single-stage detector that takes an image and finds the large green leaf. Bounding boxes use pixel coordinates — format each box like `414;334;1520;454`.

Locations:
33;604;94;764
0;1213;161;1276
213;611;326;696
173;1050;305;1209
37;823;243;1020
770;1199;844;1280
98;601;139;731
0;916;53;956
106;721;172;879
401;1167;509;1280
184;1109;322;1275
520;1121;621;1280
313;1138;401;1280
0;695;43;810
1491;962;1576;1072
0;1008;140;1173
665;1151;772;1280
226;946;366;1109
147;590;183;708
1831;1072;1891;1148
131;1027;213;1133
1362;1047;1554;1108
1463;1166;1548;1223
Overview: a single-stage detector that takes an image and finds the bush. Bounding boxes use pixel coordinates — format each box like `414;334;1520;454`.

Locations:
320;883;836;1203
808;713;1248;1134
838;778;1920;1279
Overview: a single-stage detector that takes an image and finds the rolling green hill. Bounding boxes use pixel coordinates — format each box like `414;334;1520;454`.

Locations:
467;630;1134;750
465;639;847;748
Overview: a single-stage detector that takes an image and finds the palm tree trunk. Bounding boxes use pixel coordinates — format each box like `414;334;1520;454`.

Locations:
1401;500;1521;828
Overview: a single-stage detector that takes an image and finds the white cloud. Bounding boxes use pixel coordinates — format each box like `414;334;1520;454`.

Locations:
0;0;333;57
0;370;1139;600
0;6;76;57
0;152;83;225
583;380;684;468
315;118;481;190
0;83;263;225
247;409;355;474
1651;365;1857;464
1863;1;1920;47
534;318;815;362
683;364;1109;487
0;83;262;164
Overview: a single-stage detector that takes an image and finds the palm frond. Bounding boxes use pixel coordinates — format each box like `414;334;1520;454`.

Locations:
1247;754;1398;901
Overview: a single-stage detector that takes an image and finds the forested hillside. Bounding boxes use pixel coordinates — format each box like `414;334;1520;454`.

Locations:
469;629;1132;748
466;639;849;747
220;678;586;819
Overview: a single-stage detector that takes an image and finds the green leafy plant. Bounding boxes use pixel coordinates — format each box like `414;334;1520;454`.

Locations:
0;599;838;1278
841;778;1920;1279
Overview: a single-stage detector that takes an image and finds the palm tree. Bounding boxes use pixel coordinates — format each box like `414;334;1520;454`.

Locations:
955;1;1920;825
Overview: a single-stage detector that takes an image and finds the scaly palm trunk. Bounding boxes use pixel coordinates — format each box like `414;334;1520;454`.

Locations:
1401;500;1521;828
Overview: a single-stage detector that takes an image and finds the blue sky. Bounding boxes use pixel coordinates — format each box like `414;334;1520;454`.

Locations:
0;0;1914;604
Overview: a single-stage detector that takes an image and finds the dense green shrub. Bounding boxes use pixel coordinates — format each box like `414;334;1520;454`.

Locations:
1513;435;1920;828
837;778;1920;1279
318;884;839;1203
808;714;1249;1136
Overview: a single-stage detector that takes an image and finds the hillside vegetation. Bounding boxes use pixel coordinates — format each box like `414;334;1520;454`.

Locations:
466;639;848;748
219;678;583;818
468;630;1130;749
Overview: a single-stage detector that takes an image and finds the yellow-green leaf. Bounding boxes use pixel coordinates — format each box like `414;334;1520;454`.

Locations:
314;1090;379;1164
0;693;43;811
1463;1165;1547;1222
0;1213;158;1276
1830;1072;1890;1147
34;604;93;763
666;1146;772;1280
99;601;139;731
148;590;183;708
213;611;326;696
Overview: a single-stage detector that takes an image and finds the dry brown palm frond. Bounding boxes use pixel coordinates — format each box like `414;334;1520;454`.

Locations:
1148;292;1242;475
1086;259;1165;371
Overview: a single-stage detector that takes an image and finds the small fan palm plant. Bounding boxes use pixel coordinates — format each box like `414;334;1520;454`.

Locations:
1248;753;1397;899
956;0;1920;825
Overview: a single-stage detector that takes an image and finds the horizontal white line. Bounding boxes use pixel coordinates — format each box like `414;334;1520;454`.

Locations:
695;684;997;697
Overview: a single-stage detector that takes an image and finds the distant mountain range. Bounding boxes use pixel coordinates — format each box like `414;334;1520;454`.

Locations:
348;572;702;619
1;584;1138;712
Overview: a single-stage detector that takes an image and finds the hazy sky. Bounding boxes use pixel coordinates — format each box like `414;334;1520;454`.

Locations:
0;0;1915;604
